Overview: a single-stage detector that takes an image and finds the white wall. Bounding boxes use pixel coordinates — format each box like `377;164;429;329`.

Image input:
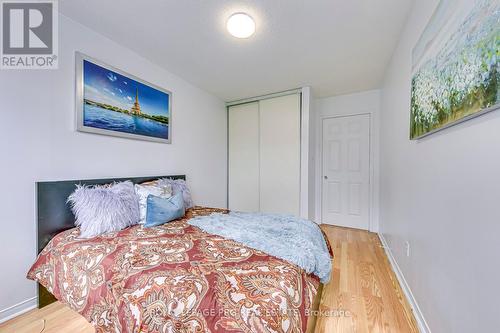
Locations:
379;0;500;332
313;90;381;231
0;14;227;321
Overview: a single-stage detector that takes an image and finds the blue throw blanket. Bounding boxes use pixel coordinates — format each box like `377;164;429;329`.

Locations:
188;212;332;283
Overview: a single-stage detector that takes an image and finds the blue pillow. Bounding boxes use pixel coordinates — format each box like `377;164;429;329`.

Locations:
144;193;185;228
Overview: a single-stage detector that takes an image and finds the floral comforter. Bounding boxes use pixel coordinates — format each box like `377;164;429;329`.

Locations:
27;207;323;333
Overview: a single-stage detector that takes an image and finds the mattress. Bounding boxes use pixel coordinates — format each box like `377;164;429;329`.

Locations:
28;207;323;333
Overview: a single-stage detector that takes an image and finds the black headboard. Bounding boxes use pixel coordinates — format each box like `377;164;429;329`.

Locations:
35;175;185;308
36;174;185;254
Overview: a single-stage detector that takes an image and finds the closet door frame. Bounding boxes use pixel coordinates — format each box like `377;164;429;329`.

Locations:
226;88;309;217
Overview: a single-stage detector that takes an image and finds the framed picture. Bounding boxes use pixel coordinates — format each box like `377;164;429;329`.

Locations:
76;52;171;143
410;0;499;139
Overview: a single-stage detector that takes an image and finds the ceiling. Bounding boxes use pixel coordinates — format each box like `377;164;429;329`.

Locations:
59;0;414;101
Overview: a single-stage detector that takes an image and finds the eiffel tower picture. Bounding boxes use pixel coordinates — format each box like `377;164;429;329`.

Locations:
130;88;141;115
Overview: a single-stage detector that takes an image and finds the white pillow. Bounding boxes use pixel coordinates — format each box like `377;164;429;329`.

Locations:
157;178;194;208
135;183;172;224
68;181;140;238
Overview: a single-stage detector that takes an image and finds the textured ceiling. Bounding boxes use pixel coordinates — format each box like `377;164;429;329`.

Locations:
60;0;414;101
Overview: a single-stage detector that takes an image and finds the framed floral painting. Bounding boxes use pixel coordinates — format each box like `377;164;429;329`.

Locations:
410;0;499;139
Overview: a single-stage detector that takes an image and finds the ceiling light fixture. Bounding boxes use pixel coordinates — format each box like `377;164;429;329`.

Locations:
226;13;255;38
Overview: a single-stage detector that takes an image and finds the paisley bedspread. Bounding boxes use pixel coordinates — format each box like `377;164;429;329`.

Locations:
27;207;324;333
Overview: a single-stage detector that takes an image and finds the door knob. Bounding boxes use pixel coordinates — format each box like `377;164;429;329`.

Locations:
324;175;328;180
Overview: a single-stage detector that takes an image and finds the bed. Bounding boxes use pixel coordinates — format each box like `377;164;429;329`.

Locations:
28;175;329;333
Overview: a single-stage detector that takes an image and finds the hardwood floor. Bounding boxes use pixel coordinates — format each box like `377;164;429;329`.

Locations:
0;225;418;333
0;301;93;333
315;225;418;333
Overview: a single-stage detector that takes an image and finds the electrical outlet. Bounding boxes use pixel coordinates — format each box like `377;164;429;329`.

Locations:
405;241;410;257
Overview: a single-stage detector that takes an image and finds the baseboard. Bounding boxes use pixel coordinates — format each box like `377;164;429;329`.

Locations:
378;234;431;333
0;297;37;324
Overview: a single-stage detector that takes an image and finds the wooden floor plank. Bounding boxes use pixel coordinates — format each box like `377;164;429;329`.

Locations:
0;225;418;333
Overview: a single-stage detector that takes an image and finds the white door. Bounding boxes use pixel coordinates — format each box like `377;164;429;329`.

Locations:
228;102;260;212
321;114;370;230
259;94;301;215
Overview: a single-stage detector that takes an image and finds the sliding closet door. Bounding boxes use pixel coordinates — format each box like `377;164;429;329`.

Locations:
259;94;301;215
228;102;260;212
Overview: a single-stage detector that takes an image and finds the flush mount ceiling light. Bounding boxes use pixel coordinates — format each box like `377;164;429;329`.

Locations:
226;13;255;38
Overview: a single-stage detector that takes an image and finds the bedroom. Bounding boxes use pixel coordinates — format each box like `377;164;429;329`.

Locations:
0;0;498;332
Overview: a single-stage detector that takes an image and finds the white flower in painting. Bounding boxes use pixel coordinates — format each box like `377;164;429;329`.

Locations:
412;67;440;125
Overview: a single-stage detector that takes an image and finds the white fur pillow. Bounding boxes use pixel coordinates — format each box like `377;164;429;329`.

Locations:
67;181;140;238
135;183;173;224
157;178;194;208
